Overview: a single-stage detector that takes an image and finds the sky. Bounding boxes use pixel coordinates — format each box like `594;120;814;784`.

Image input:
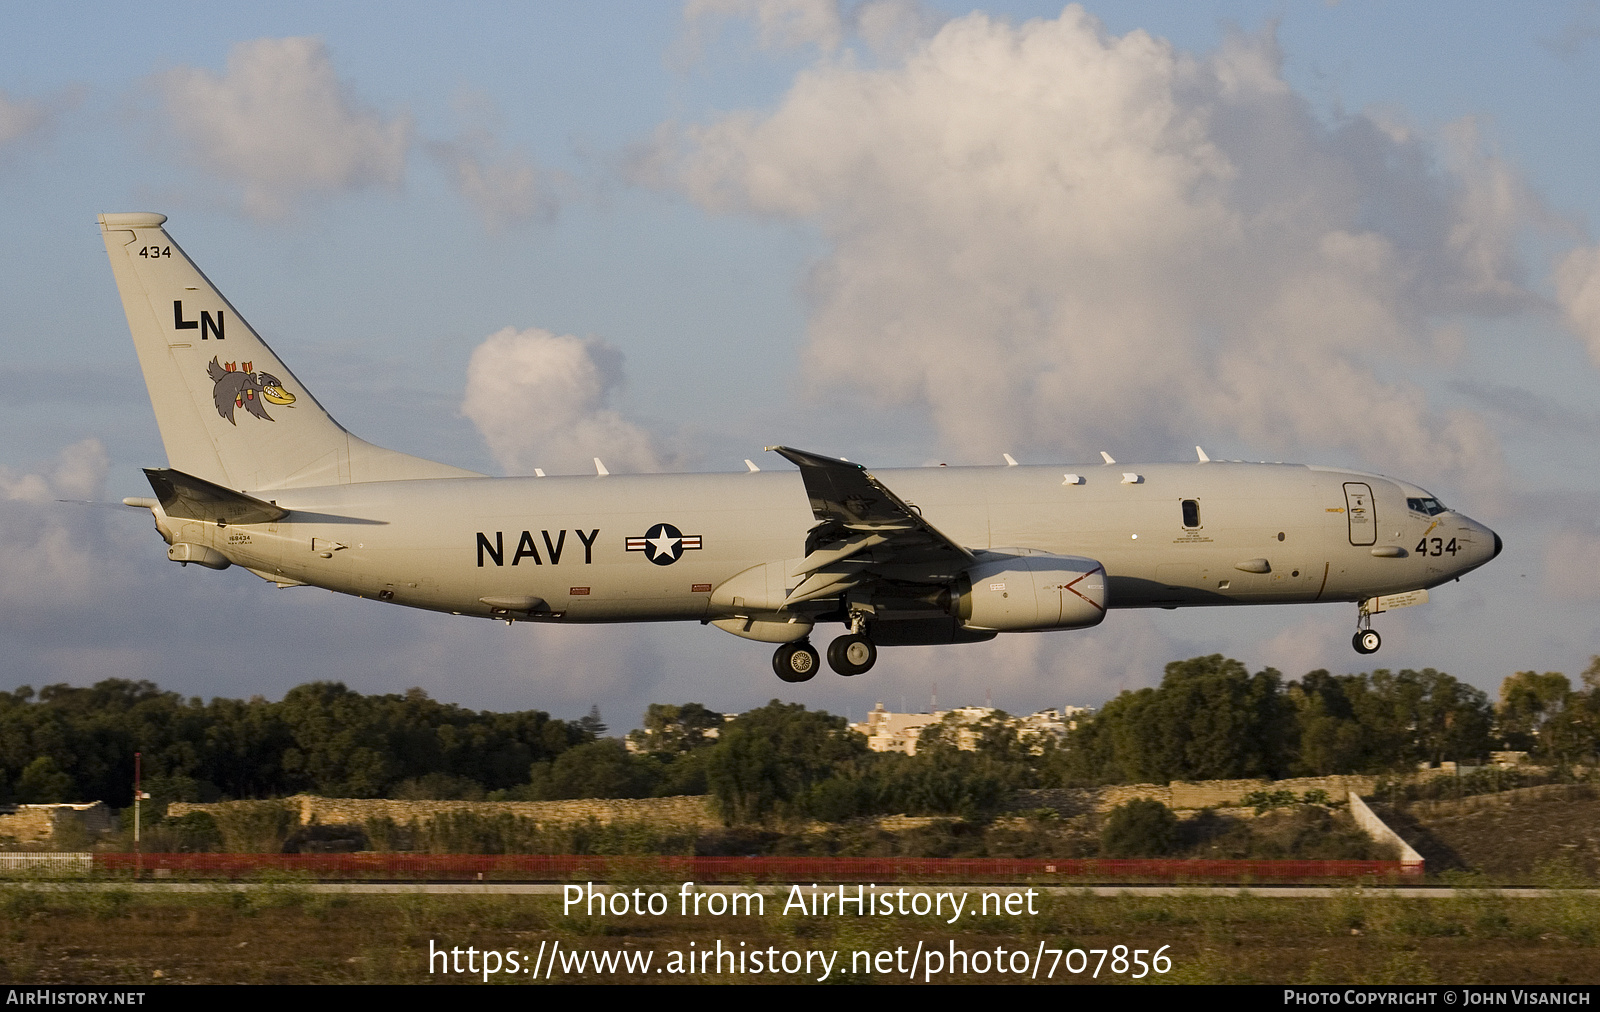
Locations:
2;1;1599;731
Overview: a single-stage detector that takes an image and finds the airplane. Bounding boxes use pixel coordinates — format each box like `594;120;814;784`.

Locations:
99;213;1503;683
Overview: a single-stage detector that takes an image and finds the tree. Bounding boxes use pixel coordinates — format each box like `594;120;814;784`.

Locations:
15;756;74;803
706;701;868;823
1288;670;1372;775
630;703;724;754
1497;670;1571;752
525;739;660;799
577;705;607;738
1061;656;1293;783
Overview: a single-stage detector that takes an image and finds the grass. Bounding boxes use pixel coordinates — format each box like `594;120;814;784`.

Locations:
0;886;1595;984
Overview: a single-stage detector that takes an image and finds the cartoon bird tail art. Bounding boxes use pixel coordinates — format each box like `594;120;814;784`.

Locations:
99;213;480;491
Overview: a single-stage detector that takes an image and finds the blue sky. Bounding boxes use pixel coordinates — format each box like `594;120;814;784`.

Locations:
2;2;1598;729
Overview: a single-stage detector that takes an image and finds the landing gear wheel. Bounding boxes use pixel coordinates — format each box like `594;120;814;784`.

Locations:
827;634;877;676
773;640;820;682
1352;629;1381;655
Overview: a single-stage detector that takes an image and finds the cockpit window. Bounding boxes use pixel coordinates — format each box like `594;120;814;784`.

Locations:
1407;497;1447;516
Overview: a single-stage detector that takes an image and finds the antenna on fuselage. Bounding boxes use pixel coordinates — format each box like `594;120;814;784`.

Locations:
1100;451;1116;464
1002;453;1019;466
594;458;609;476
1196;446;1211;462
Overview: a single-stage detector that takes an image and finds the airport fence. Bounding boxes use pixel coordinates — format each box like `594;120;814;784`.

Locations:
88;853;1420;883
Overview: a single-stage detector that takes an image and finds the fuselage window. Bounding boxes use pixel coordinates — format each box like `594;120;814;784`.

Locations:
1181;499;1201;529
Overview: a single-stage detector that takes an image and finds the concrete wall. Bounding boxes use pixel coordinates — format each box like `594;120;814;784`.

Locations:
0;803;113;846
1014;775;1380;815
1348;791;1424;868
169;794;720;831
165;775;1391;838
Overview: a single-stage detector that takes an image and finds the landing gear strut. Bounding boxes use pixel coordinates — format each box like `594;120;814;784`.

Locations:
1352;606;1381;655
827;633;877;676
773;640;820;682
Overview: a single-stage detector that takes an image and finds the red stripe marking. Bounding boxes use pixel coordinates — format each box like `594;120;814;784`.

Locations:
1064;565;1106;612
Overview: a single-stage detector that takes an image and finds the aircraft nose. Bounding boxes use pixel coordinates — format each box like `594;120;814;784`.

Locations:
1492;530;1502;559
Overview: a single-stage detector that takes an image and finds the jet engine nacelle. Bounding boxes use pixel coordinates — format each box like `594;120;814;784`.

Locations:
956;551;1106;632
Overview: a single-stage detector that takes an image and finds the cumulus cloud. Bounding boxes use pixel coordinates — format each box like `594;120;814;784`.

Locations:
1554;243;1600;365
647;7;1535;478
461;327;668;475
0;438;108;503
686;0;848;52
0;86;80;157
0;440;115;627
0;92;50;149
154;37;411;219
430;137;557;231
683;0;942;59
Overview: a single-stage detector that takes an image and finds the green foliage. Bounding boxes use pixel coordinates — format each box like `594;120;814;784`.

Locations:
1289;667;1494;773
523;739;662;800
1064;655;1294;783
209;801;296;853
1496;658;1600;765
1240;789;1300;814
391;773;486;801
361;814;696;856
160;812;223;852
0;679;588;804
0;656;1568;820
706;701;869;823
1099;798;1179;857
629;703;725;754
14;756;73;803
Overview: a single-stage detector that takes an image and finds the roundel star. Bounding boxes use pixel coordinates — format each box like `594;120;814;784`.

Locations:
646;523;682;564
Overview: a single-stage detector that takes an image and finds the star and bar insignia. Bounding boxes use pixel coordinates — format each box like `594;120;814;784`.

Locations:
626;522;703;566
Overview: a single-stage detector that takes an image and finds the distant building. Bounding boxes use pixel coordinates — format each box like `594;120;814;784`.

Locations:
850;702;1095;756
853;702;938;755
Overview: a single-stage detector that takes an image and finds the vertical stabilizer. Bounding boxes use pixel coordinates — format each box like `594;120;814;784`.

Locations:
99;213;480;491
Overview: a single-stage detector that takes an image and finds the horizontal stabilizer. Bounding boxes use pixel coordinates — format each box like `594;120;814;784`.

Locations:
143;468;288;525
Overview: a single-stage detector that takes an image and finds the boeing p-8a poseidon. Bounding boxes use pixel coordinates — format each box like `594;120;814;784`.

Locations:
100;213;1502;683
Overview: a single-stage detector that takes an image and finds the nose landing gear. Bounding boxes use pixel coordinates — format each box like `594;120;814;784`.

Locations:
1352;604;1381;655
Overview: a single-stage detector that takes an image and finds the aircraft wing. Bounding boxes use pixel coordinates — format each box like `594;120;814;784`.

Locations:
767;446;973;605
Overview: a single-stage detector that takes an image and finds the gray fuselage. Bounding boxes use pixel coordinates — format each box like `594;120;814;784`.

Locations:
150;459;1499;627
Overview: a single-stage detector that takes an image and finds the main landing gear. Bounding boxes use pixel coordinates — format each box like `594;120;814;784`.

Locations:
770;630;880;682
773;640;821;682
1352;606;1382;655
827;633;877;676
